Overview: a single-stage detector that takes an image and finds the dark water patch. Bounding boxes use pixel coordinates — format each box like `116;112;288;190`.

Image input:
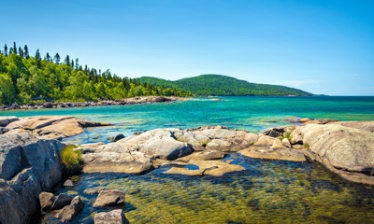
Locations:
311;180;342;193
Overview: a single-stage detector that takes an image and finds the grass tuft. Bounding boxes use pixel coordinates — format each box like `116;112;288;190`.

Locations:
60;144;82;174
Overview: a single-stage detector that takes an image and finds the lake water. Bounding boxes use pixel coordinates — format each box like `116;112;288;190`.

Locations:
2;96;374;223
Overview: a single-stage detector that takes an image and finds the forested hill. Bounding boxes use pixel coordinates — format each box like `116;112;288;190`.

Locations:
139;74;313;96
0;42;191;105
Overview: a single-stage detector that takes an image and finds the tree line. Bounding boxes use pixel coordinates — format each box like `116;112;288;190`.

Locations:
0;42;192;105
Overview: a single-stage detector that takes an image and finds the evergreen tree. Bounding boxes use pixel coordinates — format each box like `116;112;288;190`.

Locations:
13;42;17;55
54;53;60;64
24;45;29;58
75;58;79;70
65;55;70;66
18;47;24;58
3;44;8;56
45;52;51;62
35;49;41;68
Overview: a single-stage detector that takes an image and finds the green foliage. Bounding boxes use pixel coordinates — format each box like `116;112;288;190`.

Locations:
303;142;310;150
280;132;291;141
60;144;82;174
0;43;192;105
201;140;208;147
139;74;313;96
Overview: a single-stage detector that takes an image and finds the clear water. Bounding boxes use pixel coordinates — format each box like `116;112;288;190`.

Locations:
2;96;374;223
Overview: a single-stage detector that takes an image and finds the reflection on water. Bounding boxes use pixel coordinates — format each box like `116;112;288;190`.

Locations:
46;154;374;224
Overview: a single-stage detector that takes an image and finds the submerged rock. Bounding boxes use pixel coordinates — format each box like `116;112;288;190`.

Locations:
93;190;125;207
94;209;126;224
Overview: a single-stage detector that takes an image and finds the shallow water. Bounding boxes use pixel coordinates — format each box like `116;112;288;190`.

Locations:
2;96;374;223
45;154;374;224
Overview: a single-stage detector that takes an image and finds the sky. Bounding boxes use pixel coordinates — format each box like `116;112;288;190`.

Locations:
1;0;373;95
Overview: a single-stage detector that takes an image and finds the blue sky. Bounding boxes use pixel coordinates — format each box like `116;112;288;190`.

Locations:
1;0;373;95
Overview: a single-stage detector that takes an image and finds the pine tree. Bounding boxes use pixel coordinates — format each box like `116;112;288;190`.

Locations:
45;52;51;62
18;47;24;58
54;53;60;64
35;49;42;68
65;55;70;66
24;45;29;58
13;42;17;55
3;44;8;56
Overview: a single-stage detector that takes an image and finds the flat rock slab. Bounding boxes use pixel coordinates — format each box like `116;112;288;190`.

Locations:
238;135;306;162
4;116;111;140
164;160;245;177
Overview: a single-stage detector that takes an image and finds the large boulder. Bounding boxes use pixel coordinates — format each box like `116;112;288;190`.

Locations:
0;132;64;188
94;209;126;224
301;123;374;184
0;169;42;224
0;132;65;223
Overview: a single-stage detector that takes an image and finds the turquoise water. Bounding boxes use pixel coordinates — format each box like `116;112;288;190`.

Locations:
2;96;374;145
2;96;374;223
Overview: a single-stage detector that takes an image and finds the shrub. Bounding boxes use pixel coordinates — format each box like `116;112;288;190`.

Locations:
201;140;208;147
280;132;291;141
60;144;82;174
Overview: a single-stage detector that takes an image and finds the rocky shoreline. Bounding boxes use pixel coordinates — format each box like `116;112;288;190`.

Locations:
0;115;373;223
0;96;188;111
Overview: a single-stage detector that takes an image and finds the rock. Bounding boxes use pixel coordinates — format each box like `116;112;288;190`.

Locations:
0;132;64;223
52;196;84;222
0;168;42;224
174;126;258;152
93;190;125;207
238;135;306;162
281;138;292;148
301;123;374;184
94;209;126;224
109;133;125;142
0;127;9;134
63;179;74;187
5;116;111;140
0;132;64;188
333;121;374;133
84;187;107;195
50;193;74;211
164;159;245;177
81;144;153;174
177;150;226;162
39;192;56;212
141;136;192;160
0;116;19;127
262;127;285;138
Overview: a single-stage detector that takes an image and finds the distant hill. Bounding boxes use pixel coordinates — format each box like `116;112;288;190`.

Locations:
139;74;313;96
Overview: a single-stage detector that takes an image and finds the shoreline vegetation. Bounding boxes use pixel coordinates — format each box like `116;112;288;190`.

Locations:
0;95;188;111
0;42;192;107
